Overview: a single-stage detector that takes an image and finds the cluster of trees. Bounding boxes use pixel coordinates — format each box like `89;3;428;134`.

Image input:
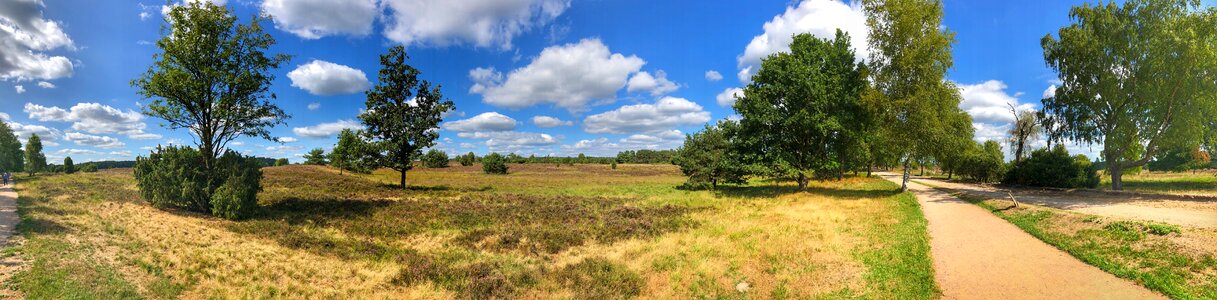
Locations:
675;0;972;191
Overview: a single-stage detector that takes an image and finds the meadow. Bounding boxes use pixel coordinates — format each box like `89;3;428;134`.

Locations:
7;163;936;299
1100;171;1217;197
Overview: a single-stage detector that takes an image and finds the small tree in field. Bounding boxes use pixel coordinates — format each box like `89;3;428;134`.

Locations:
63;157;75;174
24;134;46;176
674;120;747;189
422;149;449;168
359;45;454;188
456;152;477;166
0;122;22;173
303;148;328;165
330;129;372;174
482;152;508;174
274;158;289;166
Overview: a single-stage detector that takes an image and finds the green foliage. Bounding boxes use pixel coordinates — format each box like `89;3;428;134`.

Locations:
63;157;75;174
1004;145;1099;188
422;149;449;168
615;149;676;164
359;45;454;188
24;134;46;175
1041;0;1217;190
959;141;1005;183
674;121;747;189
0;122;23;173
79;164;98;173
865;0;972;189
456;152;477;166
132;1;290;169
329;129;373;174
610;162;617;170
734;32;869;188
1148;146;1211;172
481;153;508;174
505;153;526;164
302;148;328;165
134;146;262;219
274;158;289;166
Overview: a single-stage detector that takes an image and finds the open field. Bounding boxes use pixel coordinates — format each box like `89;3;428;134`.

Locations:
940;190;1217;299
7;164;936;299
1100;172;1217;197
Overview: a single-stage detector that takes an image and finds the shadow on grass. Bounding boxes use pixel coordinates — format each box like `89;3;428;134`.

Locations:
707;182;901;200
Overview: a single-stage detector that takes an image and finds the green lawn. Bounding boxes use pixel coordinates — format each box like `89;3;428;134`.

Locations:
6;164;938;299
1100;172;1217;196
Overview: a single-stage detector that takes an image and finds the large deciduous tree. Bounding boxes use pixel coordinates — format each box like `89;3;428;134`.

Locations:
24;134;46;176
329;128;372;174
132;1;290;171
865;0;972;191
1041;0;1217;190
674;120;747;189
734;31;869;189
360;45;454;189
0;122;21;173
1008;104;1041;163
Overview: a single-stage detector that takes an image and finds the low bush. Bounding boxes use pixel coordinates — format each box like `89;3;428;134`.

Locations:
133;146;263;220
457;152;477;166
482;153;508;174
1003;145;1099;188
79;164;98;173
422;149;449;168
958;140;1005;183
556;257;642;299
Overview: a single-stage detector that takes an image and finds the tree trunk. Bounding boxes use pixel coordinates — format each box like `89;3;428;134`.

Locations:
919;162;925;176
947;169;953;180
867;162;872;177
1109;164;1123;191
901;158;911;192
712;178;718;189
400;170;407;189
797;172;808;190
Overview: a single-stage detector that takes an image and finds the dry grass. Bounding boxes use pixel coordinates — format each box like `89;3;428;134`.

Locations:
1101;171;1217;196
8;165;934;299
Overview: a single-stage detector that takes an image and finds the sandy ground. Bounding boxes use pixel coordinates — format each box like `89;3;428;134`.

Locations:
0;183;22;299
879;173;1163;299
913;176;1217;229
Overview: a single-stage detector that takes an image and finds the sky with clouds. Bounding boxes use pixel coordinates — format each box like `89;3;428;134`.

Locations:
4;0;1209;163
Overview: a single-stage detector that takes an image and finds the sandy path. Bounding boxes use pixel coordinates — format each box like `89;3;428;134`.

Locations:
0;184;15;244
914;177;1217;229
879;173;1163;299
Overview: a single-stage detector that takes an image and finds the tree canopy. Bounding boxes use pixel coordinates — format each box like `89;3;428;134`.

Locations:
1041;0;1217;190
24;134;46;176
359;45;454;188
674;120;747;189
0;122;22;173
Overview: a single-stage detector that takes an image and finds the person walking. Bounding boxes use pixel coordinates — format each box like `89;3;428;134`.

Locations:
1;172;8;186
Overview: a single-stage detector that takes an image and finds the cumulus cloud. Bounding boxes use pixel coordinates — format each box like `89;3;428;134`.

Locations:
583;96;711;134
704;70;722;81
14;85;23;94
307;102;320;110
470;38;645;111
737;0;867;82
382;0;570;49
23;102;160;139
626;70;678;96
6;121;60;146
279;137;298;143
561;130;684;156
57;148;102;156
261;0;378;39
444;112;517;132
531;115;571;128
958;80;1033;124
715;87;743;107
36;81;52;88
64;132;125;149
293;119;362;138
0;0;76;81
1042;85;1056;99
287;60;372;96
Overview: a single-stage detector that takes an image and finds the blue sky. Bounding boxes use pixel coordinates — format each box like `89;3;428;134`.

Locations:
1;0;1205;162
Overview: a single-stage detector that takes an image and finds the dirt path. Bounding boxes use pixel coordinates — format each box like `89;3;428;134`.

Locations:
0;182;21;299
879;173;1163;299
913;176;1217;229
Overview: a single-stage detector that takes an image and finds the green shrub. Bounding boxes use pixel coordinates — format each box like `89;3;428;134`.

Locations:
482;153;508;174
63;156;75;174
959;140;1005;182
80;164;98;173
556;257;642;299
133;146;262;220
611;162;617;170
422;149;449;168
1003;145;1099;188
457;152;477;166
274;158;289;166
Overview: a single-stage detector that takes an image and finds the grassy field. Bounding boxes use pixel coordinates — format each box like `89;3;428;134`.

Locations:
943;190;1217;299
7;164;937;299
1099;171;1217;196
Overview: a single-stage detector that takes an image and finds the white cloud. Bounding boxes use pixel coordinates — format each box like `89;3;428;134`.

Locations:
958;80;1033;124
716;87;743;107
279;137;298;143
0;0;76;81
561;130;684;156
737;0;867;82
36;81;53;88
261;0;378;39
704;70;722;81
23;102;160;139
64;132;125;149
14;85;24;94
444;112;517;132
626;70;678;96
160;0;228;16
293;119;362;138
531;115;571;128
382;0;570;49
1042;85;1056;99
461;131;559;152
307;102;320;110
57;148;102;156
6;121;61;146
583;96;711;134
470;38;646;111
287;60;371;96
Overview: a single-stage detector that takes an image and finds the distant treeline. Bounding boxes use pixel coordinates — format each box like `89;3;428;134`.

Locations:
442;149;676;165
